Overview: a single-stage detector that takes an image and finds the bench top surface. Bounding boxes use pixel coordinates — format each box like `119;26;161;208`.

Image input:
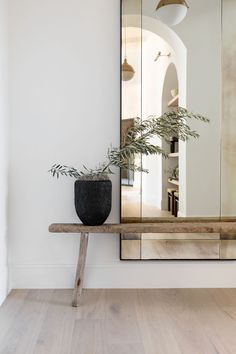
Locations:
49;221;236;234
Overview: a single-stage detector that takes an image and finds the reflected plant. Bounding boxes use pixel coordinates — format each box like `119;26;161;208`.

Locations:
49;107;209;180
170;165;179;180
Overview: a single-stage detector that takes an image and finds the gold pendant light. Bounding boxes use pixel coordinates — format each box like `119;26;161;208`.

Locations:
122;28;135;82
122;58;135;82
156;0;189;26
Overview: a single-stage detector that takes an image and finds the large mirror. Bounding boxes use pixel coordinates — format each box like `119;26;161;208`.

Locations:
120;0;236;260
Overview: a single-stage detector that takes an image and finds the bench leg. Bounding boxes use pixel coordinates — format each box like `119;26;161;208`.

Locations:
72;232;89;307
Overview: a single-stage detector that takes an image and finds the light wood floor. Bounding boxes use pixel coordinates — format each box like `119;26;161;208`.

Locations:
122;186;172;218
1;289;236;354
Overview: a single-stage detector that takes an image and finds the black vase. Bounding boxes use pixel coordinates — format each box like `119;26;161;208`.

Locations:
74;179;112;226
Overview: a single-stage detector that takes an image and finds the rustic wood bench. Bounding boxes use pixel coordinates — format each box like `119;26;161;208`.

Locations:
49;221;236;307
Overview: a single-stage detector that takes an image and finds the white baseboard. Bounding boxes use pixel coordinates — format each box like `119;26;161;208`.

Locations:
9;262;236;289
177;211;186;217
0;267;8;306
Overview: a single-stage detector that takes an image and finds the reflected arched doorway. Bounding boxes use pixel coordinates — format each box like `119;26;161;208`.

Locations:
121;16;187;220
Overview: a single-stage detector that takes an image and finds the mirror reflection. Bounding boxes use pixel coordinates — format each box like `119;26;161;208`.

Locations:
120;0;236;260
121;0;221;222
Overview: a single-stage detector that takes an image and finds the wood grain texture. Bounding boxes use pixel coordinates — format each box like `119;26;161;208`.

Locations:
1;289;236;354
121;216;236;223
49;221;236;234
72;232;89;307
0;290;53;354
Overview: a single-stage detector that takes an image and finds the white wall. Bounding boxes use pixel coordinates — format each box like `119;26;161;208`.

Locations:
176;0;222;217
0;0;9;305
142;31;175;210
8;0;121;289
8;0;236;290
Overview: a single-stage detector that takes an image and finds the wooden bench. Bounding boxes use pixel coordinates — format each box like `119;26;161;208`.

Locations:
49;221;236;306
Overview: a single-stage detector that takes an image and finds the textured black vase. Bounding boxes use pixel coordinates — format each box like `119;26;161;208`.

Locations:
74;180;112;226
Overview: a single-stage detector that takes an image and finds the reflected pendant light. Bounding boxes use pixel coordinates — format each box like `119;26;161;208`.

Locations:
156;0;189;26
122;28;135;81
122;58;135;81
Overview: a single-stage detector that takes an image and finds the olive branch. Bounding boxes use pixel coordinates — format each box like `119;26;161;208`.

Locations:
49;107;209;180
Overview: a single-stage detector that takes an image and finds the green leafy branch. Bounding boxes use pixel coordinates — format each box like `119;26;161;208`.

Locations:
49;107;209;180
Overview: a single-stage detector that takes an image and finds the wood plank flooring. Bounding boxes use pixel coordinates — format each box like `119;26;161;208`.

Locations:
1;289;236;353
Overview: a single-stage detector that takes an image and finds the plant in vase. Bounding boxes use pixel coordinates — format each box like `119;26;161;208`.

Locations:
170;165;179;182
49;107;209;225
